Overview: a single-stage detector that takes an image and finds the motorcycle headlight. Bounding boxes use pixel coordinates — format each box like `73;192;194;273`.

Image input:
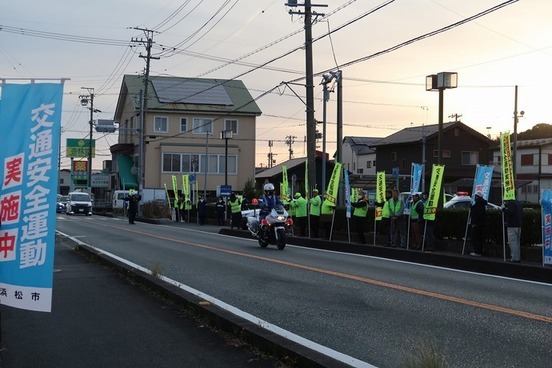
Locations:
277;215;285;221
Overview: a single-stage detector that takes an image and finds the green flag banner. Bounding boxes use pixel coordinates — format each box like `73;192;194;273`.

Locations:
423;164;445;221
501;132;516;200
282;165;289;200
182;174;191;209
325;162;342;204
375;171;386;221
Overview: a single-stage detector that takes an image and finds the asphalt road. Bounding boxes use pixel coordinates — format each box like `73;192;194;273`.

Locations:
0;232;290;368
49;215;552;368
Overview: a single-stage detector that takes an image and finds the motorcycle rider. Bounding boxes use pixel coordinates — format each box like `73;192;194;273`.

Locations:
259;183;283;220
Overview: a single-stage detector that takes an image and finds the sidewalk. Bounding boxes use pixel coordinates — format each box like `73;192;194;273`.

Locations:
0;234;288;368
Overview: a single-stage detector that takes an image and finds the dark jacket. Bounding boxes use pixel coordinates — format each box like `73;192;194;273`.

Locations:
470;196;487;227
216;199;225;214
503;200;522;228
123;194;141;212
197;199;207;216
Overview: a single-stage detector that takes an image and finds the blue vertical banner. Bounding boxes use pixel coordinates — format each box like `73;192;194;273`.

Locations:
410;163;423;194
541;190;552;265
0;82;63;312
472;164;494;203
344;168;351;219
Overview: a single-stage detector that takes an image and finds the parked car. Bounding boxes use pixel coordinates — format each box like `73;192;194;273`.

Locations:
443;195;500;210
56;195;69;213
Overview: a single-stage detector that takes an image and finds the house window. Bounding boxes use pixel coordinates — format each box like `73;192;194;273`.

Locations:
366;161;371;168
391;152;397;161
521;154;536;166
357;168;364;174
373;160;376;167
218;156;237;174
162;153;181;172
193;118;213;134
180;117;188;133
548;154;552;165
461;151;479;165
154;116;168;133
224;119;238;135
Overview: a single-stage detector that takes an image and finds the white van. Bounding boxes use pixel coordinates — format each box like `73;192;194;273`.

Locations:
66;191;93;216
113;190;130;209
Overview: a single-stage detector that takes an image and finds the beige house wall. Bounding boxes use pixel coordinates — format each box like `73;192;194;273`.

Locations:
140;111;256;194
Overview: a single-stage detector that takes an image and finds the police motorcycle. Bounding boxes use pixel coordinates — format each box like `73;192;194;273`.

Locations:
246;184;293;250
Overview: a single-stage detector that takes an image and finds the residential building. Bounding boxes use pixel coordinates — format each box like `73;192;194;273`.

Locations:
372;121;492;192
341;136;380;175
491;137;552;203
112;75;262;197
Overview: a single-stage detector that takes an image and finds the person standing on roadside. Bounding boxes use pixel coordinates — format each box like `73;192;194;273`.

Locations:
123;189;141;225
351;189;369;244
174;193;181;222
379;189;393;246
197;195;207;225
179;194;188;222
388;189;405;247
309;189;321;238
320;193;336;240
228;193;242;229
469;191;487;256
410;193;424;249
216;196;226;226
292;192;308;237
502;199;522;262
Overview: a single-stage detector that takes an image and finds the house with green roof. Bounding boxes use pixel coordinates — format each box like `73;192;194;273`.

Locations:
112;74;262;197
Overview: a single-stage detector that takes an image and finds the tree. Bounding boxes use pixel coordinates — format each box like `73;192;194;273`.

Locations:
518;123;552;140
242;178;257;200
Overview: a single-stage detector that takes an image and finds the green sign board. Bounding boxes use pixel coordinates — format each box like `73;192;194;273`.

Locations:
66;138;95;158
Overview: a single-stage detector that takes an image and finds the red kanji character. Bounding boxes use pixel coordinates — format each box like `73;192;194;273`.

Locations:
4;156;23;186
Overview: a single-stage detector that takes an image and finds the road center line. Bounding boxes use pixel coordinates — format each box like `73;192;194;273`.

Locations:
108;224;552;324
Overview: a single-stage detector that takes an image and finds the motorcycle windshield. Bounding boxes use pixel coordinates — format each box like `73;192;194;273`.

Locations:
273;205;285;215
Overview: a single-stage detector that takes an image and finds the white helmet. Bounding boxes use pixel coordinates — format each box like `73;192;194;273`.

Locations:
264;183;275;196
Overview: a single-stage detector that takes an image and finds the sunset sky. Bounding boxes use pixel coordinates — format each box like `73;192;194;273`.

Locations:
2;0;550;169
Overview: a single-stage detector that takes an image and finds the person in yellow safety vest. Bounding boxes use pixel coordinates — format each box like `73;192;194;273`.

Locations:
178;194;187;222
320;193;336;240
284;195;295;219
309;189;321;238
389;189;406;248
291;192;308;237
228;193;242;230
351;189;369;244
379;189;392;246
410;193;424;249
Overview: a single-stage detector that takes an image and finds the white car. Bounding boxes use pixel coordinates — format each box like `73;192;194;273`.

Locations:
443;195;500;210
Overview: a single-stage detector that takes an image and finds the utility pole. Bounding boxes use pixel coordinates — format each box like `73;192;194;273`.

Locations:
285;135;296;160
448;113;462;122
286;1;327;195
79;88;99;196
268;140;277;168
131;28;159;191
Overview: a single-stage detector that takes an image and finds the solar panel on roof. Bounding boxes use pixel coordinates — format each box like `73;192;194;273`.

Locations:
151;78;233;105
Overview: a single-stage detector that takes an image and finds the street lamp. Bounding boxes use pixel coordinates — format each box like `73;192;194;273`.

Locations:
513;85;524;182
426;72;458;165
79;88;101;195
220;130;233;186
